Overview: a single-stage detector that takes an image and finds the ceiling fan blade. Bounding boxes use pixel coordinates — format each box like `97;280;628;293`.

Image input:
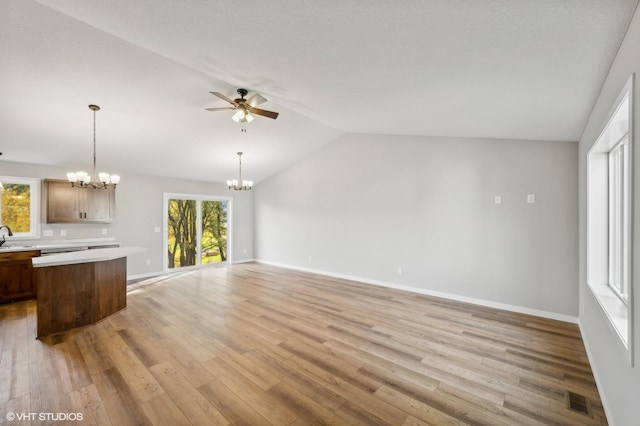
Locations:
250;108;279;119
210;91;237;106
205;107;235;111
246;93;267;107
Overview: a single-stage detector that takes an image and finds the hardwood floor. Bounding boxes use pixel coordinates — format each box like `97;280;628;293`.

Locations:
1;263;607;425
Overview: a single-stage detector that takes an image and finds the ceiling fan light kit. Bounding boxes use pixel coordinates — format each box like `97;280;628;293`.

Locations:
232;108;254;124
67;105;120;189
206;88;279;132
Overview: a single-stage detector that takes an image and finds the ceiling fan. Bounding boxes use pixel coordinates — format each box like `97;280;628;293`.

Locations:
206;88;279;131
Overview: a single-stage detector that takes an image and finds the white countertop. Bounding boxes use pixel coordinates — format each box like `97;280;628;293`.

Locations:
0;246;40;253
32;246;146;268
0;239;120;253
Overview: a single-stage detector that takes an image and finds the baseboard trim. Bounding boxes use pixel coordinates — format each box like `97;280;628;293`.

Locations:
232;258;255;264
127;268;193;282
578;320;613;424
256;259;579;324
127;271;164;281
128;259;253;281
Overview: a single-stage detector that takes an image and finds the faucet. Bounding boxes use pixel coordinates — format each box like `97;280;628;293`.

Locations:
0;225;13;247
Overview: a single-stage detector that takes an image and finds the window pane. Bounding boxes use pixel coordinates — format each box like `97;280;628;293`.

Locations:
167;199;197;269
201;200;228;264
0;183;31;233
608;141;628;301
621;142;629;297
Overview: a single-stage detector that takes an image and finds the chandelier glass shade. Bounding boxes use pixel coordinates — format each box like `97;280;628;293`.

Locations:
231;108;254;123
227;152;253;191
67;105;120;189
232;107;253;133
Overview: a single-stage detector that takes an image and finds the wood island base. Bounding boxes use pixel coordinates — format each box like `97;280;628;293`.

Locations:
35;257;126;337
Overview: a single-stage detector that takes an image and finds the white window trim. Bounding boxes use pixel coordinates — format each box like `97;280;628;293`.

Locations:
608;138;629;304
162;192;233;272
0;175;41;239
586;74;634;366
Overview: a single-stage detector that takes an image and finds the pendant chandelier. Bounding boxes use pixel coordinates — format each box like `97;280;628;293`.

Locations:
227;152;253;191
67;104;120;189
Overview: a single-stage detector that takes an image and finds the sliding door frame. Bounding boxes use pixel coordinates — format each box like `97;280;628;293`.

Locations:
162;192;233;272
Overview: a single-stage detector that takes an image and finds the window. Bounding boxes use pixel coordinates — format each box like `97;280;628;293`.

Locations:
163;193;231;271
0;176;40;238
608;138;629;303
587;75;634;365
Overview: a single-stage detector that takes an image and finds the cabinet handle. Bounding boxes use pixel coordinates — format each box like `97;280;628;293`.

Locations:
84;212;87;219
79;212;82;219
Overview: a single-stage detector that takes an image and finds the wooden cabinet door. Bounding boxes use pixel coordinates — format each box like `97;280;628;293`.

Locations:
0;250;40;302
46;181;82;222
44;179;116;223
84;187;115;222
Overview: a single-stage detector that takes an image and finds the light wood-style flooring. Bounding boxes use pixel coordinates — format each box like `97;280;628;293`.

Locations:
1;263;607;425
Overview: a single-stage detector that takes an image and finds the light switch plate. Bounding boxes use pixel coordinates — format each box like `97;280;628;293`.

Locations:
494;196;502;205
43;229;53;237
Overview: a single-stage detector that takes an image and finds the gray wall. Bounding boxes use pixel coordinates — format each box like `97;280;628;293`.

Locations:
0;160;253;277
578;3;640;425
255;133;579;317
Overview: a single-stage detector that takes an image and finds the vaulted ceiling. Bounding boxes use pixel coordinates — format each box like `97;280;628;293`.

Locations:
1;0;638;183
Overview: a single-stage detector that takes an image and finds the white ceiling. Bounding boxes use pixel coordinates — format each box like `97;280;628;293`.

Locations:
1;0;638;183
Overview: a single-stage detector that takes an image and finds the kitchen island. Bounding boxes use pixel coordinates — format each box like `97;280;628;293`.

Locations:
0;240;122;304
32;247;144;337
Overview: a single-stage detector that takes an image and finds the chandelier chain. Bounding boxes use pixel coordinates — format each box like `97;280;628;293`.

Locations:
93;106;97;180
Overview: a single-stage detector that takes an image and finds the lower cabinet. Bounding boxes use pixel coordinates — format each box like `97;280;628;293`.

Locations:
35;257;127;337
0;250;40;303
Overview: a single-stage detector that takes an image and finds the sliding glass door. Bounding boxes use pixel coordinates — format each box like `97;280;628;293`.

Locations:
201;200;228;265
164;194;230;271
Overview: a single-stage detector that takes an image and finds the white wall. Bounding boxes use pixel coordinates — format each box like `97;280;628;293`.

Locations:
578;3;640;425
0;160;253;277
255;133;578;318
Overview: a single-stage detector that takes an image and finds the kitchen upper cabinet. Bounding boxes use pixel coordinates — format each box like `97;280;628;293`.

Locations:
44;179;116;223
0;250;40;303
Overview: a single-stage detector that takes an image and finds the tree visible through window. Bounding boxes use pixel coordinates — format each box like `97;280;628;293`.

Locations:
166;197;228;269
201;200;227;264
167;199;197;268
0;183;31;233
0;177;38;238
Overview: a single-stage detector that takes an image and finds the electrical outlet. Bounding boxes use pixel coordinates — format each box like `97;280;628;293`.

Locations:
154;227;161;233
145;259;151;266
397;267;403;275
527;194;535;204
494;196;502;205
43;230;53;237
101;228;108;235
60;229;67;237
243;248;247;254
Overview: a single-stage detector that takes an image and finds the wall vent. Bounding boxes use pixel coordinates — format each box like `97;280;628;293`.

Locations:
565;390;591;416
